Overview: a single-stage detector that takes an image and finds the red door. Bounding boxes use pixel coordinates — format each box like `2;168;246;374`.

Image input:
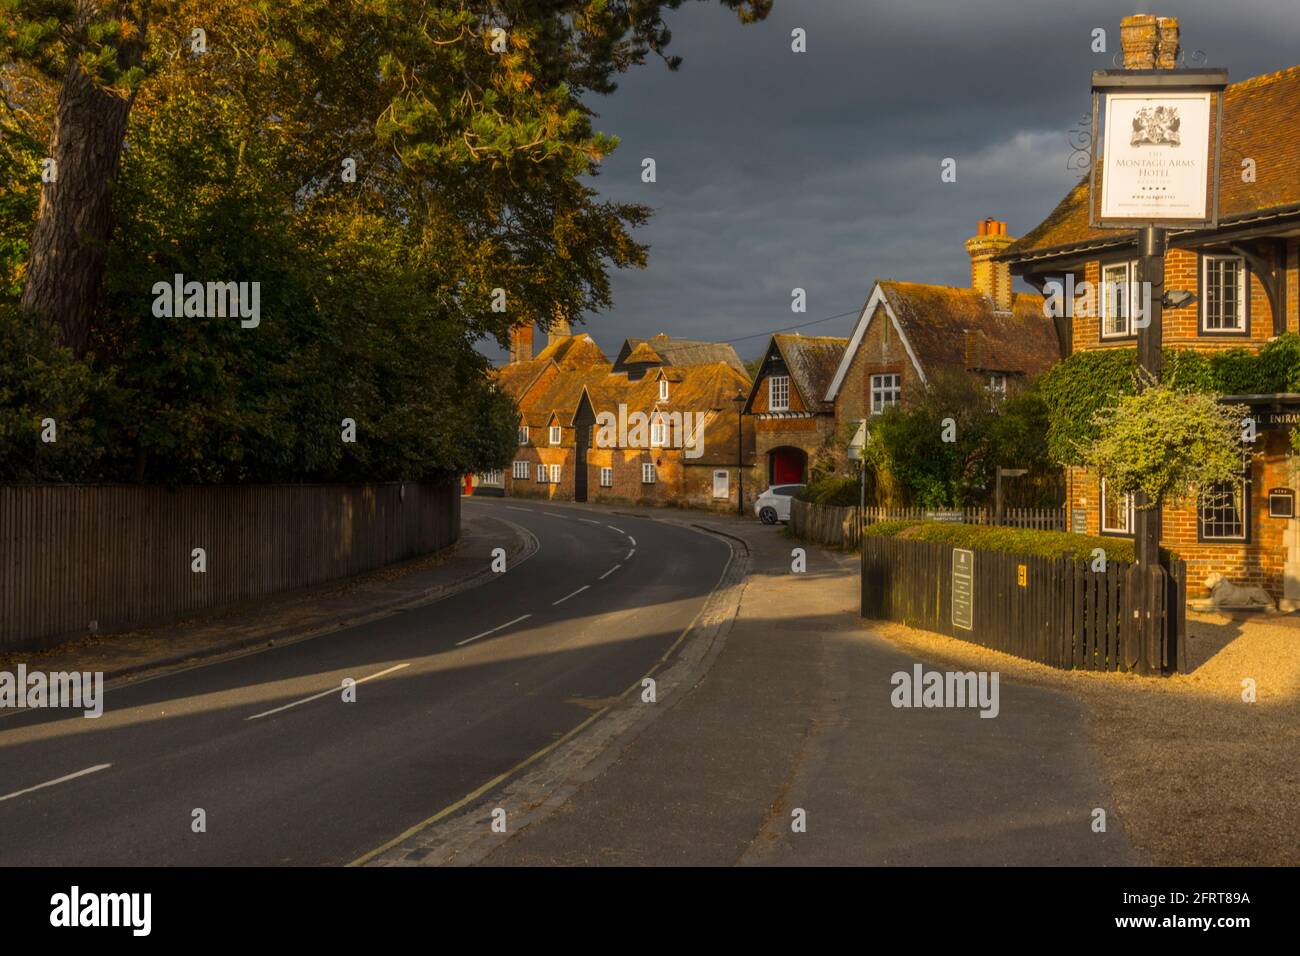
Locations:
771;448;805;485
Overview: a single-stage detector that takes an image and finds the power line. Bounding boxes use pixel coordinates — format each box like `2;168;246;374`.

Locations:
723;308;861;345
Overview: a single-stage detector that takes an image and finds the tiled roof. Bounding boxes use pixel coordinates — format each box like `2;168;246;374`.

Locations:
534;333;607;367
623;341;664;365
1006;64;1300;261
614;333;747;376
772;334;847;412
878;282;1060;376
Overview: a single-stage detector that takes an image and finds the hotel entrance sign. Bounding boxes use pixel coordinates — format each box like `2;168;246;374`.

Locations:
1088;69;1227;230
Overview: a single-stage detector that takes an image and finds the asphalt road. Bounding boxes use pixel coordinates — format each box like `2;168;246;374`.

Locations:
0;499;731;866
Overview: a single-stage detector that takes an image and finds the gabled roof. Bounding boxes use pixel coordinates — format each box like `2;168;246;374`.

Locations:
824;281;1060;400
613;333;747;376
1006;64;1300;263
746;333;847;414
534;333;607;367
623;341;664;365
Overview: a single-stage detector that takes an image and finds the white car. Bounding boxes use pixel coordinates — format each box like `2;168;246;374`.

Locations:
754;484;805;524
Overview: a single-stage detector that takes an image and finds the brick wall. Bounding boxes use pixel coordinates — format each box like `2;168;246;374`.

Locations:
835;301;920;423
1065;430;1293;599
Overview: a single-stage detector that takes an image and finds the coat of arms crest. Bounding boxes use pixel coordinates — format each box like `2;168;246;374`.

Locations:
1130;105;1181;146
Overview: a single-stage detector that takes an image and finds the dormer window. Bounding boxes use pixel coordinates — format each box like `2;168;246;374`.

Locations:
651;417;666;446
659;378;669;402
769;375;790;412
518;425;529;445
549;425;562;445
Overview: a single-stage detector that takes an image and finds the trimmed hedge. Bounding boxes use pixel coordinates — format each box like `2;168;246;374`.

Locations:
862;520;1178;563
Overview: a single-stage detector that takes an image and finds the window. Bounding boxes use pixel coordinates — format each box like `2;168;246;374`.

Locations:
986;373;1008;398
518;425;529;445
478;469;502;487
535;465;546;484
1199;476;1249;541
769;375;790;412
1202;255;1247;333
549;425;562;445
1100;479;1134;535
870;374;901;415
1100;261;1138;339
651;418;666;446
642;462;656;484
549;463;561;484
600;467;613;488
512;460;529;480
658;378;669;402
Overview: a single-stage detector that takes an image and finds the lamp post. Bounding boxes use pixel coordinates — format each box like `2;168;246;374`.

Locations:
732;389;746;517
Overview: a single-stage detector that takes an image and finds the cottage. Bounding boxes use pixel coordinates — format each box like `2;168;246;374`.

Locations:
494;322;755;511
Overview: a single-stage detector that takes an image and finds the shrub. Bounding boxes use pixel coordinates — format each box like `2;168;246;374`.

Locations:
797;475;861;507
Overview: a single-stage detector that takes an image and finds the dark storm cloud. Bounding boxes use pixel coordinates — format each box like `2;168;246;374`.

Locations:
485;0;1300;362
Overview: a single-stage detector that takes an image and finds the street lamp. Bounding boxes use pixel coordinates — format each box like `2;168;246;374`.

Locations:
732;389;746;517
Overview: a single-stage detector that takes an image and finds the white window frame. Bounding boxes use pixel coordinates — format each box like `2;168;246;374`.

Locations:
535;465;546;484
599;466;613;488
1201;254;1247;334
1100;261;1137;339
1099;478;1135;535
768;375;790;412
512;460;529;480
987;373;1008;398
641;462;656;485
651;418;666;447
658;378;669;402
549;424;562;445
518;425;529;445
549;463;561;484
1199;476;1249;542
869;373;901;415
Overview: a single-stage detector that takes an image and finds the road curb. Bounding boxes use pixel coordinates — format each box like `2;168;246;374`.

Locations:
92;517;538;685
360;522;752;867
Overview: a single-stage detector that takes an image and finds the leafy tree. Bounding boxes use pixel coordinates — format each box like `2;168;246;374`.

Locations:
1077;378;1247;507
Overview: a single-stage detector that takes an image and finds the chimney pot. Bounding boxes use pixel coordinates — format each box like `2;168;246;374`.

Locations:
965;219;1017;314
1120;14;1158;70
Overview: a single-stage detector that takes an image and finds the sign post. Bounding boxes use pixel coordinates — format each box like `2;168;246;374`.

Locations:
1088;67;1226;567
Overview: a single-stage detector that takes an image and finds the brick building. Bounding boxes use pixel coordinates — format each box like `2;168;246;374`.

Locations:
1003;14;1300;605
493;324;755;511
745;220;1061;490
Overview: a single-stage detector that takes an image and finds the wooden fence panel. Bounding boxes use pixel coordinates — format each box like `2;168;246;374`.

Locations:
0;482;460;650
860;536;1185;673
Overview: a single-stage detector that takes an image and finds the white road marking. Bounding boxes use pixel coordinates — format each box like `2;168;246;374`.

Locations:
456;614;532;647
246;663;411;720
599;564;621;580
579;518;602;525
607;525;625;534
0;763;111;803
505;506;531;513
626;548;635;560
544;512;565;518
627;535;637;546
552;585;590;606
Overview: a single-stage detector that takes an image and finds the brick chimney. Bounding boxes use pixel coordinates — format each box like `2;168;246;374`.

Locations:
547;305;571;347
509;323;534;364
965;217;1016;314
1120;14;1179;70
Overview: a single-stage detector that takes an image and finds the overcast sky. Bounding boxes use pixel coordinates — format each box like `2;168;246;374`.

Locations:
483;0;1300;363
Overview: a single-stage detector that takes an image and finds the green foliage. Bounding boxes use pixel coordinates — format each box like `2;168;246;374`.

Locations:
1;1;768;484
862;518;1180;563
864;372;1058;508
1042;334;1300;466
0;304;107;481
1078;379;1246;507
796;475;860;506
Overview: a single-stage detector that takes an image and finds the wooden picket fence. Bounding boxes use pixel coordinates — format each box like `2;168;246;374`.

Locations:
862;506;1067;531
861;536;1187;674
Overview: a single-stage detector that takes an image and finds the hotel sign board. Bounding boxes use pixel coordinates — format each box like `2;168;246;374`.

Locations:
1089;69;1227;230
951;548;974;631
